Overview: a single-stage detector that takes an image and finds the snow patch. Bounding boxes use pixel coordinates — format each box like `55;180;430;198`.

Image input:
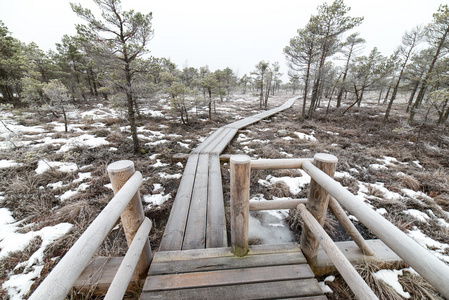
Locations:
0;159;21;169
373;269;410;298
35;159;78;174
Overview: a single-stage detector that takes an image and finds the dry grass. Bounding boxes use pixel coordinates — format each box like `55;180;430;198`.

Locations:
399;271;444;299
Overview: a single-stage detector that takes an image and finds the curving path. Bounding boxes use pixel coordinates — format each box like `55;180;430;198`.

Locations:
159;97;297;251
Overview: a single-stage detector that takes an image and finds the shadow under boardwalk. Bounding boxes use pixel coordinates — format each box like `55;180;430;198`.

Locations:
140;243;326;299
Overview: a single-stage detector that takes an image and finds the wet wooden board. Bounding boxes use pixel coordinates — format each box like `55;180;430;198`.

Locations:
206;154;227;248
141;243;324;299
182;154;210;250
159;97;297;251
159;154;200;251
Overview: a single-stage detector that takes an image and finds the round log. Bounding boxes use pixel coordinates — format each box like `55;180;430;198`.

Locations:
300;153;338;264
230;155;251;257
107;160;151;278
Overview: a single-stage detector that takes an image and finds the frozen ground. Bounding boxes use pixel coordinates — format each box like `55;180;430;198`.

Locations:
0;93;448;298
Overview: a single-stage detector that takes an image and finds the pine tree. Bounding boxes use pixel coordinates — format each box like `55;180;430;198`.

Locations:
71;0;154;154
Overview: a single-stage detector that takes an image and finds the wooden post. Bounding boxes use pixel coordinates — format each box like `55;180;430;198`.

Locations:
230;155;251;257
107;160;152;278
300;153;338;264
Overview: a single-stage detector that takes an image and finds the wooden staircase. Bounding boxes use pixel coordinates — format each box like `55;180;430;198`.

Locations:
140;243;325;299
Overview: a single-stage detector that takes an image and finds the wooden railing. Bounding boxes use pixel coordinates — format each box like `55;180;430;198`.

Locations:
30;160;152;300
230;154;449;299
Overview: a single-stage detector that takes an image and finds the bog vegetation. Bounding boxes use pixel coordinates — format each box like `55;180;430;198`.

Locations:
0;0;449;299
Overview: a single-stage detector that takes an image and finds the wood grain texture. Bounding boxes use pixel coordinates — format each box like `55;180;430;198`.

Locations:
107;161;151;278
159;154;199;251
141;279;322;299
182;154;210;250
300;153;337;264
206;154;227;248
230;155;251;256
153;243;302;262
149;252;307;275
144;264;314;291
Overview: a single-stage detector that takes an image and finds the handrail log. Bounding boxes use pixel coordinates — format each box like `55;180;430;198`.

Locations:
249;198;307;211
104;217;152;300
250;158;313;170
302;160;449;298
297;204;378;300
328;197;375;256
30;171;143;300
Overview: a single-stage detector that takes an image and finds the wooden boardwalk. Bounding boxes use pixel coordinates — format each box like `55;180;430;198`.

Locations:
159;97;297;251
141;243;325;299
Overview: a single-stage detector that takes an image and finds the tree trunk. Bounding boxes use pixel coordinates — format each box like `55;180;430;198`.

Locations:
410;26;449;123
378;88;383;104
438;98;449;124
125;62;139;154
259;73;264;109
406;78;421;113
383;84;391;104
208;88;212;120
357;87;365;107
264;73;272;109
302;63;311;119
63;107;68;133
343;85;360;115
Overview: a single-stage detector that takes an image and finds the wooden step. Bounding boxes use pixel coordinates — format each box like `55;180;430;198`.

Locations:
140;243;325;299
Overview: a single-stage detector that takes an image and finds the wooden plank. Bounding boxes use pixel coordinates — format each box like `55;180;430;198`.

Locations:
149;252;307;275
143;264;314;291
313;239;405;275
141;279;322;299
210;128;239;154
200;127;233;154
154;243;302;262
191;128;225;154
182;154;210;250
73;257;138;294
159;154;200;251
206;154;227;248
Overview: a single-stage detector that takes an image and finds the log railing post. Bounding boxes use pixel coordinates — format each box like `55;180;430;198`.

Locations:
107;160;152;278
300;153;338;264
230;155;251;257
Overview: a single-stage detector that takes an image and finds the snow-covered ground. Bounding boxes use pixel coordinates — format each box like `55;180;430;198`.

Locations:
0;94;447;298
